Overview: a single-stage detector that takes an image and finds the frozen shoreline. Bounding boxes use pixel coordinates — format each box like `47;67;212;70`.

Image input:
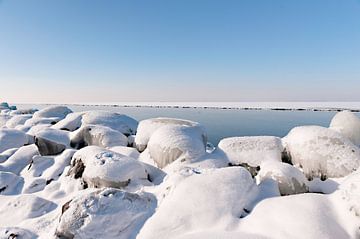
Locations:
15;102;360;112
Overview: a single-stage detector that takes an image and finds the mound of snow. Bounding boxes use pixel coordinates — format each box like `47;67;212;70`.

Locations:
68;146;148;189
258;161;309;195
218;136;284;167
0;227;37;239
0;145;39;175
283;126;360;179
0;172;24;195
32;105;72;119
110;146;140;159
34;128;70;156
24;117;60;127
147;125;206;168
330;111;360;146
0;115;12;127
339;170;360;218
9;108;38;116
0;194;56;226
41;149;76;183
55;188;156;239
239;193;354;238
52;112;83;131
0;129;28;153
70;125;128;149
81;111;138;136
135;117;207;152
5;114;32;129
137;167;258;238
0;148;18;164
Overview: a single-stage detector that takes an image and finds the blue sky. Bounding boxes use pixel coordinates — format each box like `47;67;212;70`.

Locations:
0;0;359;103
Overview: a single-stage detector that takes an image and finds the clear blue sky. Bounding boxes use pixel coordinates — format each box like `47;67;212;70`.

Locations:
0;0;359;103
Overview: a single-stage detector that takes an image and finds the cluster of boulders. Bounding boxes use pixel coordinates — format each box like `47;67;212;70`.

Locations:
0;104;360;238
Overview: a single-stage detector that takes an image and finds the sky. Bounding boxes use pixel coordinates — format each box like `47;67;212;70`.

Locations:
0;0;360;103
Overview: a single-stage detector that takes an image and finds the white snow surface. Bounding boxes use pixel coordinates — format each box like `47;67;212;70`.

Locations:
330;111;360;146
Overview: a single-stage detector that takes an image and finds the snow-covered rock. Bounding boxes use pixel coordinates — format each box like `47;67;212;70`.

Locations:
283;126;360;179
81;111;138;136
0;129;28;153
32;105;72;119
68;146;148;189
0;171;24;195
137;167;258;238
41;149;76;183
0;145;39;175
0;148;18;164
52;112;83;131
5;114;32;129
330;111;360;146
55;188;156;239
34;128;70;156
135;117;207;152
9;108;38;116
339;169;360;218
70;125;128;149
217;136;284;167
258;161;309;195
0;227;37;239
110;146;140;159
0;115;11;127
24;117;60;127
147;125;206;168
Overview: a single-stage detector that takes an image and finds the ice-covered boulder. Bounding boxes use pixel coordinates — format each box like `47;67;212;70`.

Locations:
330;111;360;146
283;126;360;179
81;111;138;136
0;194;56;225
24;117;60;127
32;105;72;119
0;102;10;110
0;227;37;239
68;146;148;189
5;114;32;128
34;128;70;156
41;149;76;183
147;125;206;168
0;148;18;163
55;188;156;239
217;136;284;168
52;112;83;131
70;125;128;149
339;169;360;218
258;161;309;195
22;178;47;194
138;167;258;238
20;155;54;178
0;129;28;153
0;145;39;175
0;115;11;127
9;108;38;116
110;146;140;159
0;171;24;195
135;117;207;152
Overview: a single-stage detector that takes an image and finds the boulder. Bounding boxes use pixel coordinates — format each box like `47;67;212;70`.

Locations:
52;112;83;131
5;114;32;128
32;105;72;119
330;111;360;146
0;129;28;153
0;145;39;175
34;128;70;156
0;171;24;195
0;227;37;239
283;126;360;179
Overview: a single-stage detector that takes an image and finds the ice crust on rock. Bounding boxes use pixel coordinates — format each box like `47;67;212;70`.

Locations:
217;136;284;167
55;188;156;239
283;125;360;179
147;125;206;168
0;129;28;153
68;146;148;189
135;117;207;152
330;111;360;146
258;161;309;195
70;124;128;149
34;128;70;156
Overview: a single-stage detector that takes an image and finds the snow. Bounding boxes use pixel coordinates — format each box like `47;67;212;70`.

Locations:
0;129;28;153
330;111;360;146
0;171;24;195
70;124;128;149
283;125;360;179
0;145;39;175
32;105;73;119
52;112;83;131
5;114;32;128
147;125;206;168
217;136;284;167
135;117;206;152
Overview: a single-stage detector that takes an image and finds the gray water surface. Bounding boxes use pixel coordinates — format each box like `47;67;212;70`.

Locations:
17;104;354;145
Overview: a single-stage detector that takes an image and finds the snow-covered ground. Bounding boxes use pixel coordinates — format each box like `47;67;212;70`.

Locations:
0;102;360;239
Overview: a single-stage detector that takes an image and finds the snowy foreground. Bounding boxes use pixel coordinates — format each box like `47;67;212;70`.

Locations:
0;102;360;239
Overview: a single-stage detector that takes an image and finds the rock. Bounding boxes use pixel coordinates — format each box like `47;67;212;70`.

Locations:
5;114;32;129
55;188;156;239
24;117;61;127
9;108;38;116
330;111;360;146
20;155;54;178
283;126;360;179
109;146;140;159
22;178;47;194
217;136;284;168
70;125;128;149
0;227;37;239
0;148;18;163
339;169;360;217
34;128;70;156
32;106;72;119
52;112;83;131
0;115;12;127
137;167;258;238
0;129;28;153
135;117;207;152
41;149;76;183
0;145;39;175
258;161;309;196
147;125;206;168
0;171;24;195
68;146;148;189
81;111;138;136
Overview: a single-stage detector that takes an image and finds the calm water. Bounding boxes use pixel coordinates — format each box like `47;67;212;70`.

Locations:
17;104;359;145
